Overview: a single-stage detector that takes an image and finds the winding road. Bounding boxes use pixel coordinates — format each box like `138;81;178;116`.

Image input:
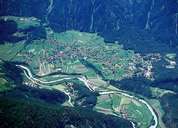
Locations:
16;64;158;128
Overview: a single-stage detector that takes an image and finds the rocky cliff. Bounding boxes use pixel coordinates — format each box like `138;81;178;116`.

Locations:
0;0;178;52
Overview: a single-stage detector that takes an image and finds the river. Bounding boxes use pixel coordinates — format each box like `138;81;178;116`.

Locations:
16;64;158;128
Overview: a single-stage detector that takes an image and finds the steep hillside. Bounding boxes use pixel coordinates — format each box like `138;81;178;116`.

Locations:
1;0;178;53
0;97;132;128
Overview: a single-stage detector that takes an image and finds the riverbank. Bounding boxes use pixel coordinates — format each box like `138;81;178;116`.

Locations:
17;64;158;128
